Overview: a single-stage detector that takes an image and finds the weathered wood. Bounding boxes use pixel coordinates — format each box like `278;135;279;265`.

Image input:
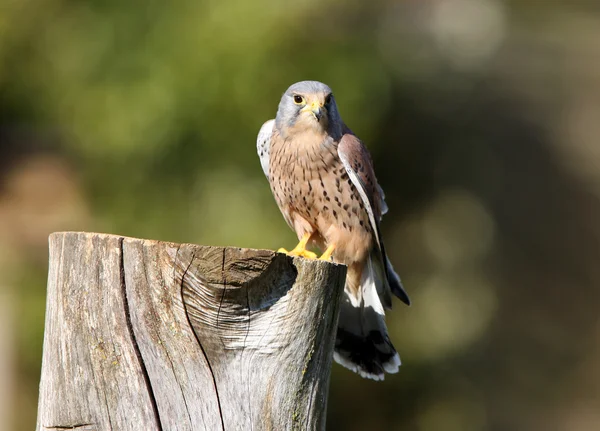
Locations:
36;232;346;431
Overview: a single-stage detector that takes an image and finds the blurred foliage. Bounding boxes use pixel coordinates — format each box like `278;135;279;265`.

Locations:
1;0;600;430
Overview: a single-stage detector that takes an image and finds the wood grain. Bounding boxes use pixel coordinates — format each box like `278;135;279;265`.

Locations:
37;232;346;431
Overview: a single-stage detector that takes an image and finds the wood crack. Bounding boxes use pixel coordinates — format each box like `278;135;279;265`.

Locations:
181;250;226;431
118;237;163;431
44;424;93;430
216;248;227;348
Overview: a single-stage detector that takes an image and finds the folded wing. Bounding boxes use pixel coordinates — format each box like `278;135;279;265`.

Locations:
337;133;410;306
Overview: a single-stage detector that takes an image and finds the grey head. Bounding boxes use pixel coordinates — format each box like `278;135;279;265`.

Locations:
275;80;343;139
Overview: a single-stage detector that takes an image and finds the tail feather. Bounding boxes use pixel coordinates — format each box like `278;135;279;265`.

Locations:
333;259;401;381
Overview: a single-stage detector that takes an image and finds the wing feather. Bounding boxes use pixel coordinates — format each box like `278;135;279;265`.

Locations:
256;119;275;177
337;133;386;250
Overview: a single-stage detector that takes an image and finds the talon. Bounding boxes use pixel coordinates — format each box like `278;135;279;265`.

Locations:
319;244;335;261
290;249;318;259
277;248;289;253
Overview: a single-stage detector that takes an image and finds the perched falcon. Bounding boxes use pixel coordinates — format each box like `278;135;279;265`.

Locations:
257;81;410;380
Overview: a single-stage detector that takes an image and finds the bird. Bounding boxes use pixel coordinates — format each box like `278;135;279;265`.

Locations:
257;80;410;380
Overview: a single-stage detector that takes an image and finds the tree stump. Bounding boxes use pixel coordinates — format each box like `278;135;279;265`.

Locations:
36;232;346;431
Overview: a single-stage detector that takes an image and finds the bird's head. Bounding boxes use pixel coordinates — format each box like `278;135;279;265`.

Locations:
275;81;342;138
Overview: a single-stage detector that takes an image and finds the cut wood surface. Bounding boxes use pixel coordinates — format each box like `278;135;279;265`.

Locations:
36;232;347;431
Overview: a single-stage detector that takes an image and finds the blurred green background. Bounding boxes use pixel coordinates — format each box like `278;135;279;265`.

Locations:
1;0;600;429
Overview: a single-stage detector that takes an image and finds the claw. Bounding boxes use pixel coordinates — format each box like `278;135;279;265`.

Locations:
289;249;318;259
319;244;335;261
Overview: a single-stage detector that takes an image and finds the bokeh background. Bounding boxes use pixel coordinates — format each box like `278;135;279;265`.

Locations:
1;0;599;429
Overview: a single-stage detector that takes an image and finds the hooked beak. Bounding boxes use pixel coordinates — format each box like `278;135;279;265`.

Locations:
301;101;324;121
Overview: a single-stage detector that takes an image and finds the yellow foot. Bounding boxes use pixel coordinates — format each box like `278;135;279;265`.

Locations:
277;247;317;258
277;233;318;259
319;244;335;261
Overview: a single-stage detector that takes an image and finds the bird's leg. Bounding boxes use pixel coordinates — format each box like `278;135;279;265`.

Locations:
278;233;318;259
319;244;335;261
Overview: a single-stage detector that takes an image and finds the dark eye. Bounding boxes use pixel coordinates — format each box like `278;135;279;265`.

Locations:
325;94;332;105
293;95;304;104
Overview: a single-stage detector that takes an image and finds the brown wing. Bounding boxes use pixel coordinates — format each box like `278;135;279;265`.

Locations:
337;132;386;249
338;131;410;306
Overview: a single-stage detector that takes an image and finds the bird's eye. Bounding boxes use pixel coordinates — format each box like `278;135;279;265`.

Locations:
293;95;304;104
325;94;332;105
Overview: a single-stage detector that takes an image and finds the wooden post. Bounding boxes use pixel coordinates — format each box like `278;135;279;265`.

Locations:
36;232;346;431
